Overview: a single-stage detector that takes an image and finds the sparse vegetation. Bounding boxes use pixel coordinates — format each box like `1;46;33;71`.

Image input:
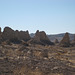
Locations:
0;44;75;75
0;27;75;75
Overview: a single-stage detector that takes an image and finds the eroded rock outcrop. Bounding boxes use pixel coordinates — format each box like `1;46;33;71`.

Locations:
0;27;2;44
15;30;31;41
2;27;15;41
0;27;1;34
2;27;31;43
0;27;1;38
28;30;54;45
71;34;75;46
59;32;70;47
73;34;75;41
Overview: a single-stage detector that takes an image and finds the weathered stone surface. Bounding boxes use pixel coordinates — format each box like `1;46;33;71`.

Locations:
15;30;31;41
71;34;75;46
28;37;44;45
28;30;54;45
0;27;1;38
73;34;75;41
0;27;1;34
59;32;70;47
19;30;31;41
0;27;2;44
2;27;15;41
2;27;31;43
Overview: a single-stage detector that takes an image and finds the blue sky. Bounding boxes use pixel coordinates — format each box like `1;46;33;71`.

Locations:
0;0;75;34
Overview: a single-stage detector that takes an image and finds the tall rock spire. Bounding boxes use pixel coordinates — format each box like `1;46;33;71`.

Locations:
60;32;70;47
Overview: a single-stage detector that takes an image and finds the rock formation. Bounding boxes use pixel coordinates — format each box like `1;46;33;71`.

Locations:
15;30;31;41
59;32;70;47
2;27;31;43
28;30;54;45
71;34;75;46
0;27;1;34
0;27;1;38
73;34;75;41
55;39;59;43
0;27;2;44
2;27;15;41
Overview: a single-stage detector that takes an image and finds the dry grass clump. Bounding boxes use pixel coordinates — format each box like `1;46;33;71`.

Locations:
33;50;48;59
13;65;43;75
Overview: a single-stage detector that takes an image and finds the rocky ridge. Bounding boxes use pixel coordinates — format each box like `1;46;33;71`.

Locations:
1;27;31;44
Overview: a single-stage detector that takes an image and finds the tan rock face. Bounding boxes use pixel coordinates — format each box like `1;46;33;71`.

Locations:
2;27;31;43
60;32;70;47
29;30;54;45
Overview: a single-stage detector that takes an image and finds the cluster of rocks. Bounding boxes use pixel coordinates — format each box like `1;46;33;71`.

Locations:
1;27;31;43
0;27;75;47
0;27;54;45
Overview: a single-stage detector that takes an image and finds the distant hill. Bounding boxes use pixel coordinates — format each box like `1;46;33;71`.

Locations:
30;33;74;42
30;33;35;37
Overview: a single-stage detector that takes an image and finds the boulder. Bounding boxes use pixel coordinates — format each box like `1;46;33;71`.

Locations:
59;32;70;47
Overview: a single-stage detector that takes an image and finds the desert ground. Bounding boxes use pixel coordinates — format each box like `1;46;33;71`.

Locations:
0;43;75;75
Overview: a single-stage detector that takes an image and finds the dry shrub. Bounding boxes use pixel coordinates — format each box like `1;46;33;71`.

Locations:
30;68;44;75
13;65;43;75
